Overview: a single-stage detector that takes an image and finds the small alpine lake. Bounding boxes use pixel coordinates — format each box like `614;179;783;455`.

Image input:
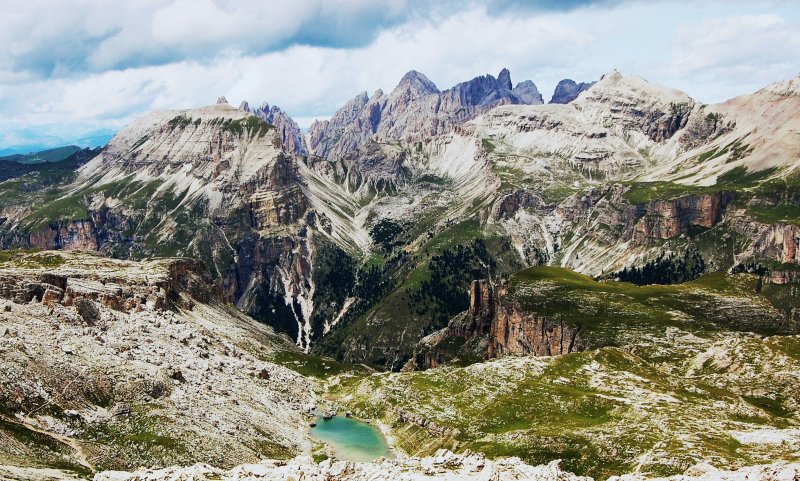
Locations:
310;415;392;462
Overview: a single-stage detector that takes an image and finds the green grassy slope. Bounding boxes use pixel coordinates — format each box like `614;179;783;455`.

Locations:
327;266;800;479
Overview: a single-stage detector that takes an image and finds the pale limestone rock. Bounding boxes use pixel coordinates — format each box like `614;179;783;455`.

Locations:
0;252;316;470
94;450;592;481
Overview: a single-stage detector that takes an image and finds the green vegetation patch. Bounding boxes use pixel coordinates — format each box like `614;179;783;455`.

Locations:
0;250;65;268
268;350;370;380
747;203;800;226
222;116;274;138
623;166;778;204
510;266;798;340
331;328;800;479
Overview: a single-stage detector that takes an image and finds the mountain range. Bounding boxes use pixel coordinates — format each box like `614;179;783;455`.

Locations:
1;67;800;480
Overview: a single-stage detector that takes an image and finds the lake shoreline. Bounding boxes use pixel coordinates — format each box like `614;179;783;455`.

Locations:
309;413;393;462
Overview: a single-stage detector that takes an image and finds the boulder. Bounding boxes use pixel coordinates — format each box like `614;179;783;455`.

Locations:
75;298;100;325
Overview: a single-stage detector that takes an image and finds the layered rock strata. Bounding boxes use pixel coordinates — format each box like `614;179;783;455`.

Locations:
0;251;315;473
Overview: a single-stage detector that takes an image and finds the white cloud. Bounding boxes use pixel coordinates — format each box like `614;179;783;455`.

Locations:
670;14;800;79
0;5;594;146
1;1;799;148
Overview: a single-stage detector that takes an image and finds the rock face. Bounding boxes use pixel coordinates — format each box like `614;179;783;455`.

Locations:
0;251;315;473
732;220;800;264
95;449;592;481
632;192;733;244
487;282;582;358
29;219;99;250
251;101;307;156
513;80;545;104
308;68;542;160
550;79;595;104
412;279;582;369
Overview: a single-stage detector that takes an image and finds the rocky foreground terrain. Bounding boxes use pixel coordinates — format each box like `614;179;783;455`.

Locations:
93;451;800;481
0;250;316;479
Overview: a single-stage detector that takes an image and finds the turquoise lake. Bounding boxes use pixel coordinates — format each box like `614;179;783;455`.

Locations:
310;416;392;462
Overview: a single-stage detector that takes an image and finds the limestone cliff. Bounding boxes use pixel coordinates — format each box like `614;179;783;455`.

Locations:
487;281;582;358
411;279;582;369
631;192;733;244
29;219;99;250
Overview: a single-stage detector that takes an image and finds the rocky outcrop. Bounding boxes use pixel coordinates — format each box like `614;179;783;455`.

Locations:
0;252;217;312
550;79;596;104
396;408;460;438
493;190;545;220
412;279;582;369
251;101;307;156
29;219;99;250
731;220;800;264
764;269;800;285
308;68;542;159
95;449;591;481
632;192;733;244
513;80;544;105
487;281;582;358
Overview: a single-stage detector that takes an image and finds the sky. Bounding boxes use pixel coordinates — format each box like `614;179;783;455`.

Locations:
1;0;799;153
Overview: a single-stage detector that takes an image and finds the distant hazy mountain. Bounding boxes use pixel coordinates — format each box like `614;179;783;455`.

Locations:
0;145;81;164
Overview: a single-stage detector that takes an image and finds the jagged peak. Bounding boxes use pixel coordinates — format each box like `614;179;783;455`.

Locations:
395;70;440;95
514;80;537;89
550;79;596;104
239;101;250;112
513;80;544;105
498;68;512;90
216;96;228;105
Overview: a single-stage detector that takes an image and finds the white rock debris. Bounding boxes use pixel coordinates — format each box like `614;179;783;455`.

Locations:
95;450;590;481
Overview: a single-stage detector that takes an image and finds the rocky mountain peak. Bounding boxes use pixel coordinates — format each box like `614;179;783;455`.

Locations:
583;70;694;106
251;101;307;156
550;78;596;104
216;96;228;105
308;68;543;159
513;80;544;104
239;100;250;111
574;70;696;142
497;67;512;90
396;70;440;96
